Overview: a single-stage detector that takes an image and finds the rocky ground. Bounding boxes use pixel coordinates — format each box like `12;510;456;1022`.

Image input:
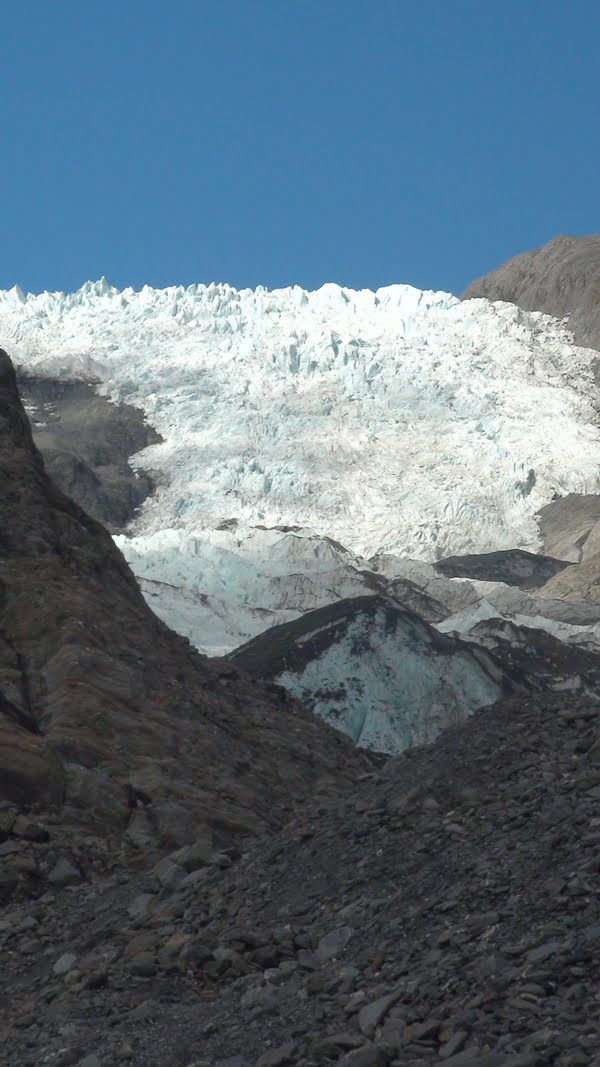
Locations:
2;690;600;1067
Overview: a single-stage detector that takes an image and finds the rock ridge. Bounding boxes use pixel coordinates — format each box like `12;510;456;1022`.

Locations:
0;347;366;858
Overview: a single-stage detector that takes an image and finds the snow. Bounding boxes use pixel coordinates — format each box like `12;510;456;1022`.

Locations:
3;277;600;657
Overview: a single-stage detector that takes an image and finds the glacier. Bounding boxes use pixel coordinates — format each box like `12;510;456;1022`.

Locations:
2;279;600;559
3;277;600;671
230;595;515;753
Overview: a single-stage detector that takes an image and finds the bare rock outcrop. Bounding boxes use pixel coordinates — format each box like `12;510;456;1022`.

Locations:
462;232;600;351
0;348;365;854
18;372;161;532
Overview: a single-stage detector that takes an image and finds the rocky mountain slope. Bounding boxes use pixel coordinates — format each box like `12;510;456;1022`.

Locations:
462;232;600;351
434;549;568;590
18;372;161;531
534;495;600;603
0;347;365;877
3;688;600;1067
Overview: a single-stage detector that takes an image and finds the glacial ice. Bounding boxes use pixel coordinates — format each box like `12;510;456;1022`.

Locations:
3;278;600;658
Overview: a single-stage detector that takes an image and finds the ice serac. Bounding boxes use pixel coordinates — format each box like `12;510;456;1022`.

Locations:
230;595;519;753
2;278;600;562
114;525;387;655
0;348;365;846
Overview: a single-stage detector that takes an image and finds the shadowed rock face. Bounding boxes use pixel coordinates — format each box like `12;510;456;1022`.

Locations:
462;232;600;351
17;373;161;531
434;548;569;589
534;493;600;601
0;348;365;847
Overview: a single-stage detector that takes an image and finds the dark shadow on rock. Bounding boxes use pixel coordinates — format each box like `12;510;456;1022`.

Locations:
17;372;162;532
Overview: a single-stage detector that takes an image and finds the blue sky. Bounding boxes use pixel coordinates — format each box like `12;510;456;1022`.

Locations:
1;0;599;296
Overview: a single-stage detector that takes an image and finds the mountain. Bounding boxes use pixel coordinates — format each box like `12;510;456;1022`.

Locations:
3;279;600;1064
0;348;365;878
462;232;600;351
3;278;600;662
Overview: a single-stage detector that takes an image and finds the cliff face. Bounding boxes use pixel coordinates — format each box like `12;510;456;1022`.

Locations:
18;373;161;531
0;349;365;850
462;233;600;352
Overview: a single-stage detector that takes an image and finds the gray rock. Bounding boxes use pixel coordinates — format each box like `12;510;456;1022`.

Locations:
48;857;82;887
152;857;186;892
19;915;38;931
254;1043;296;1067
53;1046;83;1066
240;983;280;1011
180;867;211;889
526;939;563;963
171;837;215;871
312;1034;364;1054
439;1031;469;1058
584;923;600;944
316;925;354;961
358;988;403;1037
123;808;156;850
442;1052;539;1067
339;1044;390;1067
128;893;156;922
440;1051;482;1067
127;951;156;976
0;840;23;856
53;952;78;976
212;945;244;969
344;990;368;1014
12;814;49;842
128;999;158;1021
